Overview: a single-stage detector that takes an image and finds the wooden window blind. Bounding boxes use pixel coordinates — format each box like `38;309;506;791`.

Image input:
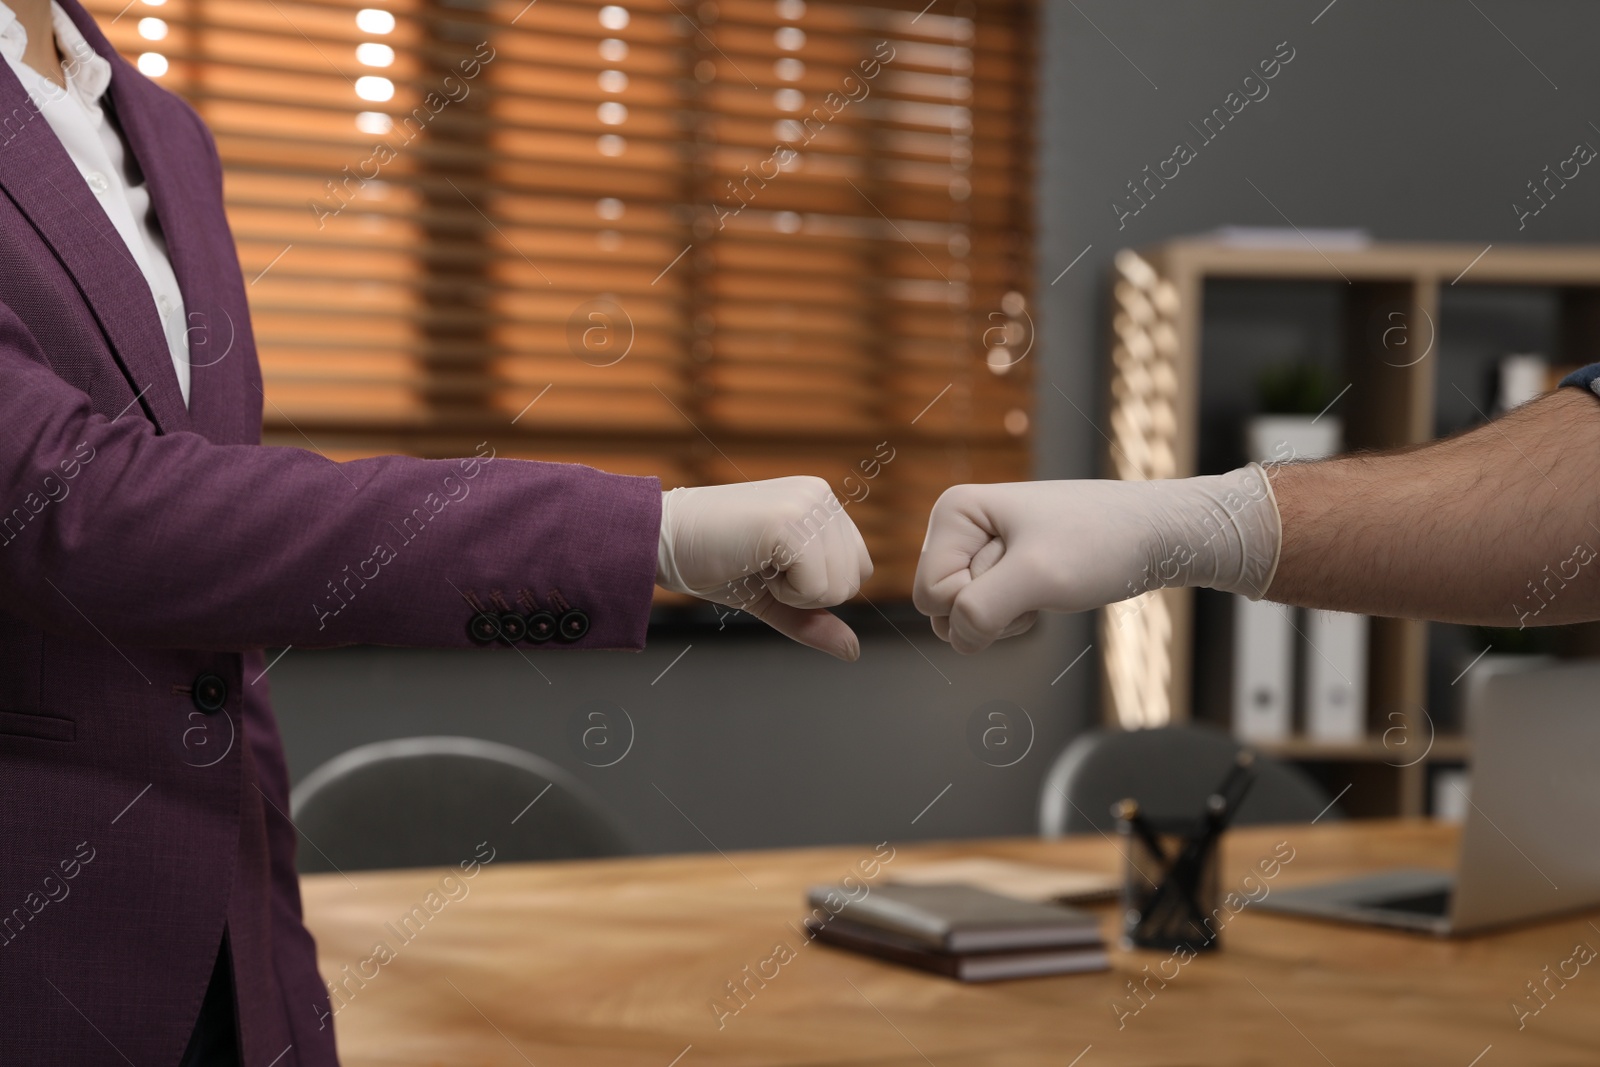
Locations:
85;0;1036;597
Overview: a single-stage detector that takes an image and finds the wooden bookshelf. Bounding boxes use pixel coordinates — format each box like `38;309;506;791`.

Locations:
1098;239;1600;817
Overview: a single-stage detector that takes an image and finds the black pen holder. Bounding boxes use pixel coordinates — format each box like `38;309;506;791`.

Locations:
1117;814;1222;953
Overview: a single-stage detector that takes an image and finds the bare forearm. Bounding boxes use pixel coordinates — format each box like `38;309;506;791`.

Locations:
1266;388;1600;626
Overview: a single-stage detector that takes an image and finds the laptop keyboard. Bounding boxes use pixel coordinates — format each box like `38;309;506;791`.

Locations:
1367;889;1453;917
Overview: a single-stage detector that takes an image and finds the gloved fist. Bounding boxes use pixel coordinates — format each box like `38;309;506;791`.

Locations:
657;476;874;661
913;465;1282;654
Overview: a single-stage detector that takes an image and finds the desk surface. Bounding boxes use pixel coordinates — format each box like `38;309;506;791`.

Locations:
302;821;1600;1066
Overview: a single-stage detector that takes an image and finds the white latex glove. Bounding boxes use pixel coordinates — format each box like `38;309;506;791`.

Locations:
913;464;1282;654
657;476;874;661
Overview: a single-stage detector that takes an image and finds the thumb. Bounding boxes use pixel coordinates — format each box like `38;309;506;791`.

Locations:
744;589;862;662
947;553;1039;655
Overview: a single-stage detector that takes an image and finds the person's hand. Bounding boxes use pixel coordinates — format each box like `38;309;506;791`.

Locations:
913;465;1282;654
657;477;873;661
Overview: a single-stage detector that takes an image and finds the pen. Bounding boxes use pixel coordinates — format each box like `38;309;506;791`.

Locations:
1115;798;1169;864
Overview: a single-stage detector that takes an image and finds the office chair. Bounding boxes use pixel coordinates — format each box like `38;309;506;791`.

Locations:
290;736;630;873
1038;724;1341;837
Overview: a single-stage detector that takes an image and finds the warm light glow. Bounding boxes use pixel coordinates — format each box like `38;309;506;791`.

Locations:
774;26;805;50
596;197;624;220
137;17;167;39
597;134;626;156
598;37;627;62
773;88;803;112
1100;248;1181;730
356;42;395;67
598;69;628;93
1104;593;1173;729
599;5;629;30
355;75;394;102
1114;248;1157;289
776;0;806;17
136;51;168;76
355;8;395;33
774;57;804;81
355;111;393;134
597;101;628;125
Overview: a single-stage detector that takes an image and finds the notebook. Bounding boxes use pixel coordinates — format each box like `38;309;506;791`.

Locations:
806;916;1109;982
887;858;1119;904
805;883;1103;954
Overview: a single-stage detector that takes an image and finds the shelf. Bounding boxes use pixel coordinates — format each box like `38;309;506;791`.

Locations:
1254;736;1470;763
1149;239;1600;287
1096;238;1595;817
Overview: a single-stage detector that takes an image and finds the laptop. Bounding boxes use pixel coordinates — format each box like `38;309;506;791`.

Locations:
1256;658;1600;936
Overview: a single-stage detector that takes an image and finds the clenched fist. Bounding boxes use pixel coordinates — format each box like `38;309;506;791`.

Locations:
657;476;873;661
913;465;1282;654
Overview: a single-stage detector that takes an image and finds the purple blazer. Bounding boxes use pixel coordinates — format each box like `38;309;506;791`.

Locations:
0;4;661;1063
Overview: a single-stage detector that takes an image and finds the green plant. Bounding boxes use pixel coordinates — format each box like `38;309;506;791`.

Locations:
1256;363;1332;415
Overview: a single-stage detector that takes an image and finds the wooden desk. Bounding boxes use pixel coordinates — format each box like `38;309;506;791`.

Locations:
303;821;1600;1066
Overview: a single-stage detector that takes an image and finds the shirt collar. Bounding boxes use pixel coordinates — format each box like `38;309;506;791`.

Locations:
0;0;111;105
0;2;24;62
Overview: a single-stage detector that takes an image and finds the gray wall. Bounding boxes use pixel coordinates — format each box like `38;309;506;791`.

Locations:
268;613;1087;856
272;0;1600;855
1034;0;1600;490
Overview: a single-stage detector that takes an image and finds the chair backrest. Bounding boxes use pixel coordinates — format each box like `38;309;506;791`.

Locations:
1038;725;1340;837
290;736;629;873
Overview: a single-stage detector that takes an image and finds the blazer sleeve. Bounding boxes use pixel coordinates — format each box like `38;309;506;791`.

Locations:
0;302;661;652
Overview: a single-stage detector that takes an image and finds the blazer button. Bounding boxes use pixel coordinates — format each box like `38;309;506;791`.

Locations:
525;611;557;643
192;673;228;714
467;612;501;644
498;612;529;642
557;610;590;642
